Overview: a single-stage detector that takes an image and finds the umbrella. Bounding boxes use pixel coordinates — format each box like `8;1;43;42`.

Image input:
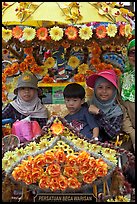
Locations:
2;2;128;27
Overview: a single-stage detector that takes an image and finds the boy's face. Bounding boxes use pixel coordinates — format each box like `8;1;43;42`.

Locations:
18;87;36;102
95;81;114;101
64;97;84;115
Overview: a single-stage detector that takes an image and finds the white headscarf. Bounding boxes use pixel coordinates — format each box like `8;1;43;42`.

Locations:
10;91;48;118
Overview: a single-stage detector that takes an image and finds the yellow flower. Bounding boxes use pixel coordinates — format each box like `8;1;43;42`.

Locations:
49;26;63;41
23;27;36;41
44;57;55;69
14;147;26;158
79;27;93;40
106;24;117;37
2;28;12;42
78;63;89;74
124;24;132;37
68;56;80;68
38;139;49;149
2;158;11;171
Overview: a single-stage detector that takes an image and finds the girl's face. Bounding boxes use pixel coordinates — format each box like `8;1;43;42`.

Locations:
128;47;135;67
64;98;84;115
18;87;36;102
95;81;114;101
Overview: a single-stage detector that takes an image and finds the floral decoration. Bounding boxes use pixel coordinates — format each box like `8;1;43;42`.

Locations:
11;149;108;191
96;25;107;39
2;28;12;42
12;26;23;39
49;26;64;41
22;27;36;41
36;27;48;41
65;26;78;40
78;63;89;74
106;24;117;37
68;56;80;68
79;27;93;40
43;57;56;69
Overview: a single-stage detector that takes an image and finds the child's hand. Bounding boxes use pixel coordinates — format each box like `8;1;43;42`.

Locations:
89;105;100;115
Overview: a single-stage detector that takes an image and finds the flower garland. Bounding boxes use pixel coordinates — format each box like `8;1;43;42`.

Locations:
2;21;133;43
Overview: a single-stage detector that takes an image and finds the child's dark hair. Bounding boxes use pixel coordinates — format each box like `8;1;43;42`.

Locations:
63;83;85;99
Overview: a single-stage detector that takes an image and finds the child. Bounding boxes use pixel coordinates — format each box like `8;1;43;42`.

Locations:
63;83;99;140
119;39;135;151
2;71;48;128
86;70;123;142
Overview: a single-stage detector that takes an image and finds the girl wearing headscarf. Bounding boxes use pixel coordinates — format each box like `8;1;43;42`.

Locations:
119;39;135;151
2;71;48;128
86;70;123;142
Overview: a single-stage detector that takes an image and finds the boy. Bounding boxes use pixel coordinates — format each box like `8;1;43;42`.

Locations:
63;83;99;140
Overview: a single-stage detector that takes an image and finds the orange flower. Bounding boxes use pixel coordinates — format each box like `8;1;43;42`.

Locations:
11;62;19;74
119;24;125;36
67;177;81;189
61;40;70;49
95;166;108;177
79;164;90;174
44;151;55;164
83;173;96;184
46;163;61;177
96;26;107;39
2;73;7;83
66;155;77;166
42;75;54;83
23;173;33;185
58;175;68;191
30;64;43;74
92;46;102;56
12;26;23;39
77;151;90;166
86;70;95;76
33;154;46;167
74;74;85;82
39;175;50;189
50;122;64;135
31;167;44;183
37;27;48;41
65;26;78;40
64;166;78;178
12;166;25;181
90;57;101;66
24;47;33;55
55;149;66;164
49;177;59;191
89;157;97;169
2;92;8;102
114;68;122;76
19;62;28;72
24;55;36;65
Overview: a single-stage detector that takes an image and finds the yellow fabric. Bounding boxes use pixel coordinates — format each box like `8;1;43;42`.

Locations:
2;2;128;27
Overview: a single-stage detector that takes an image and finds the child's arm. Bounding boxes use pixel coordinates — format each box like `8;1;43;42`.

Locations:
92;127;99;140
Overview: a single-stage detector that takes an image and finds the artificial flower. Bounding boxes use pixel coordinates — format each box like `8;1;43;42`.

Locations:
79;27;93;40
74;74;85;82
78;63;89;74
106;24;117;37
119;24;125;36
96;25;107;39
55;149;66;164
24;47;33;55
58;175;68;191
111;8;121;16
42;75;54;83
90;57;101;66
44;57;55;69
67;177;81;189
83;173;96;184
50;122;64;135
68;56;80;68
12;26;23;39
22;27;36;41
37;27;48;41
2;28;12;42
49;26;63;41
124;24;132;37
65;26;78;40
